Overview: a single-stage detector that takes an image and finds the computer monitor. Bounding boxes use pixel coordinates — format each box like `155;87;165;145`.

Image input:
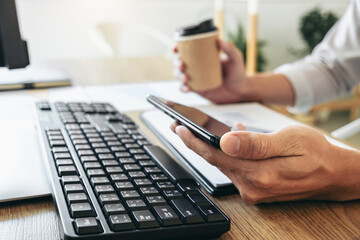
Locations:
0;0;30;69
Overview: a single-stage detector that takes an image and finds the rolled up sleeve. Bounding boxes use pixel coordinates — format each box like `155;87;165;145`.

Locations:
274;0;360;113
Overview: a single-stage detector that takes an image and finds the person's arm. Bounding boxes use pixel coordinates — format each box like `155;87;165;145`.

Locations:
239;73;295;106
275;0;360;113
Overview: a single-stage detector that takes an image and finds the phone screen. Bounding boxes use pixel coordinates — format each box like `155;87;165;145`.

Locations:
155;97;231;138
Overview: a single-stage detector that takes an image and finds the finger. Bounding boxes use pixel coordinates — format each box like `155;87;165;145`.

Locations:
170;121;179;133
173;46;178;53
180;84;191;93
179;61;186;73
232;122;246;131
218;40;243;63
174;125;259;173
220;127;305;160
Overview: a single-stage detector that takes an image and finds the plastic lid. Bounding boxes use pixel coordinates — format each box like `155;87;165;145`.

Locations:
175;19;217;37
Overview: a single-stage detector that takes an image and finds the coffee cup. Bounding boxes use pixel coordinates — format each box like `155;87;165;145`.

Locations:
175;19;222;91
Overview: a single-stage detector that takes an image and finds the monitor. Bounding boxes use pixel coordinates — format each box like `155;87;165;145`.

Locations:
0;0;30;69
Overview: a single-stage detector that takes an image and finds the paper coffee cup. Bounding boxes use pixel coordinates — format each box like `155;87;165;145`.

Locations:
175;20;222;91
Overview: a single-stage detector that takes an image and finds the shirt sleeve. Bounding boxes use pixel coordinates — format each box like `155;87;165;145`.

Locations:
274;0;360;113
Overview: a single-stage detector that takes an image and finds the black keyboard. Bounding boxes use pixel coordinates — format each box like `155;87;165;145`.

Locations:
35;101;230;240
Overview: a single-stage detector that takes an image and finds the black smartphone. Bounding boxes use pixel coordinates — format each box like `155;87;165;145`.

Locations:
147;95;231;148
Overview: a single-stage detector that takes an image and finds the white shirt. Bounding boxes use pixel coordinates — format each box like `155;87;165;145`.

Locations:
275;0;360;113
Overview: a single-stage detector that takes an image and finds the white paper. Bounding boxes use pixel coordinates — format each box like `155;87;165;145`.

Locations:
84;80;211;112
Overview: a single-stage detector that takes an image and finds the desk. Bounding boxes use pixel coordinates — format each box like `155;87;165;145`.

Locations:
1;109;360;239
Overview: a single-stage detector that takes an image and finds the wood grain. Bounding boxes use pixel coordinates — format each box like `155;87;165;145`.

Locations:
1;110;360;239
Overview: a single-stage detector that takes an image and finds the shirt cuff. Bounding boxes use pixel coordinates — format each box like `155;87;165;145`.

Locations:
274;63;314;113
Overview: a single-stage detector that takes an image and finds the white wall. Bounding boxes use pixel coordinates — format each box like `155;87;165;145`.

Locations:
16;0;350;71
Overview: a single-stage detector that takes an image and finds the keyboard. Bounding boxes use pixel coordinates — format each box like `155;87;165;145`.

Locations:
35;101;230;240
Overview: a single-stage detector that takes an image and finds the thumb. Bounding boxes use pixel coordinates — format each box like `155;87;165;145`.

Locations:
220;129;303;160
218;40;243;63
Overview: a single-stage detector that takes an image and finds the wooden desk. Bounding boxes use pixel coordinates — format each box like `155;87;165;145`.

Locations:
1;110;360;240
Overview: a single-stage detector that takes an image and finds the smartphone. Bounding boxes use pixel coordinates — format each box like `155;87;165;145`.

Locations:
147;95;231;148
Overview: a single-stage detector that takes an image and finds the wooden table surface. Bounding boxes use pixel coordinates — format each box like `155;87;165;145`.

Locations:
1;110;360;240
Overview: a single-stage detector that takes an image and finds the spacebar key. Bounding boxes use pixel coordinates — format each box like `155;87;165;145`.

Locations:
144;146;194;183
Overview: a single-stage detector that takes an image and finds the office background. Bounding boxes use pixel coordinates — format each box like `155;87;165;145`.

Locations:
17;0;349;70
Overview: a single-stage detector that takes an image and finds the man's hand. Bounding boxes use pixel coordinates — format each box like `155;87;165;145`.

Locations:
173;40;248;104
171;123;360;204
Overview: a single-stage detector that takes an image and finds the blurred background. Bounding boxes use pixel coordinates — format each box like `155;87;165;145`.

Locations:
16;0;358;146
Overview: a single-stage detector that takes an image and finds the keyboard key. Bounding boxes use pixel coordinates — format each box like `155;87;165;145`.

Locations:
118;158;135;164
102;160;119;167
73;139;88;145
74;217;102;235
139;160;156;167
144;167;162;174
50;140;66;147
125;143;141;149
56;159;73;167
78;150;94;157
108;214;135;231
52;147;69;153
123;164;140;171
103;203;126;217
75;144;91;150
156;182;175;190
48;135;64;141
171;199;204;224
134;154;150;160
128;171;146;179
132;210;159;229
129;149;145;154
90;177;110;186
64;184;84;194
80;156;98;163
106;166;123;174
99;194;120;205
70;202;96;218
150;174;168;181
62;175;80;184
110;174;128;181
94;148;111;154
91;142;107;148
120;190;140;200
58;165;77;176
126;199;147;211
153;205;182;226
146;196;166;206
54;152;72;159
98;153;115;160
95;185;115;195
197;205;226;222
140;187;159;196
115;152;131;158
107;140;122;147
110;146;126;152
84;162;101;170
133;178;152;187
186;193;209;207
87;169;106;177
163;190;182;199
115;181;134;190
67;193;88;204
177;181;199;194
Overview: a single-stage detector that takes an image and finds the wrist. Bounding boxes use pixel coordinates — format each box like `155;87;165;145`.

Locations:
329;145;360;201
239;73;295;105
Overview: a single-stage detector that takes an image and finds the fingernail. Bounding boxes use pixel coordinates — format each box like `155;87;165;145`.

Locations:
222;135;240;154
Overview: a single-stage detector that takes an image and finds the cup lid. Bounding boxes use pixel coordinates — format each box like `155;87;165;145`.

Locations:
175;19;217;37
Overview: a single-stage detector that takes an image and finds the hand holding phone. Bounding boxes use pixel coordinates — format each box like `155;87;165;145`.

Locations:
147;95;231;148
